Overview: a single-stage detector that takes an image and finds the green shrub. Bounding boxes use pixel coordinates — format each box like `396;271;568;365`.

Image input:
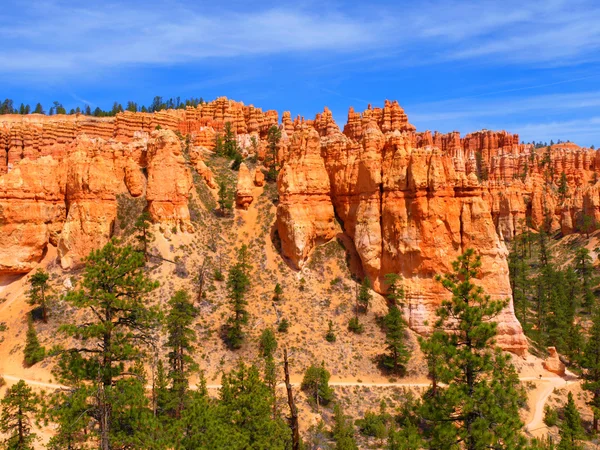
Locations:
348;317;364;334
355;411;388;438
543;405;558;427
278;319;290;333
325;320;336;342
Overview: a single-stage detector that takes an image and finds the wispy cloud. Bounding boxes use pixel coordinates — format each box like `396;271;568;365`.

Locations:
0;1;379;74
3;0;600;78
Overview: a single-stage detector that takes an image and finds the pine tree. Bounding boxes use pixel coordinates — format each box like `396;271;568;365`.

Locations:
582;307;600;432
23;317;45;367
384;273;405;306
558;392;584;450
55;240;160;450
219;362;291;448
180;387;232;449
325;319;336;342
265;125;282;182
419;249;526;449
331;404;358;450
47;386;90;450
260;328;279;416
357;277;372;313
134;210;154;261
260;328;278;358
574;247;596;311
222;122;239;159
225;250;251;349
27;268;50;322
558;172;569;200
273;283;283;301
381;305;410;374
0;380;38;450
217;179;233;216
165;290;198;419
301;362;334;410
33;103;44;114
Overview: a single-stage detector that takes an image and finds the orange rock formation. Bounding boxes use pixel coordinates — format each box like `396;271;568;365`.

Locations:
2;96;596;354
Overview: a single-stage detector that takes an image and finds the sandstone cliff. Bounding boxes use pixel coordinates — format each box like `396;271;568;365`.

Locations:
2;96;596;355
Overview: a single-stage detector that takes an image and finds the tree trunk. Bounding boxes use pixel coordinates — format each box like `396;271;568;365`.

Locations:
284;349;300;450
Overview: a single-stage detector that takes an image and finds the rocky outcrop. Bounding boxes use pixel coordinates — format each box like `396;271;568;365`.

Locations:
145;130;193;230
543;347;566;375
236;163;255;210
2;97;599;356
277;126;337;267
57;137;121;269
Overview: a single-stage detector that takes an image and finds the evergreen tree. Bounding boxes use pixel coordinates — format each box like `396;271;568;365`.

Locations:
225;249;251;349
357;277;372;313
260;328;278;358
582;307;600;432
558;393;584;450
165;290;198;419
574;247;596;310
179;387;232;449
217;179;234;216
265;125;282;182
33;103;44;114
419;249;526;449
260;328;278;416
134;210;155;261
27;268;50;322
381;305;410;374
46;386;90;450
23;317;45;367
219;362;291;448
85;105;92;115
301;362;334;410
0;380;38;450
325;319;336;342
384;273;405;306
273;283;283;301
55;240;160;450
331;404;358;450
558;172;569;200
222;122;239;159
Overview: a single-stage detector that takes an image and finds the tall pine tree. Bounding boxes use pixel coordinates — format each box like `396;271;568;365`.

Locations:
419;249;526;449
55;240;160;450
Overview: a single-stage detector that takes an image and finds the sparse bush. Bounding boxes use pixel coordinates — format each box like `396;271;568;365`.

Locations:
115;193;146;235
277;319;290;333
348;317;364;334
214;269;224;281
273;283;283;301
355;410;389;438
325;320;336;342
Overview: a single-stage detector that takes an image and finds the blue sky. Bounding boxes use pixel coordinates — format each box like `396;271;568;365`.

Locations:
2;0;600;146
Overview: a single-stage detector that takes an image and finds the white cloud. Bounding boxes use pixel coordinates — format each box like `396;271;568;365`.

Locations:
3;0;600;77
0;2;379;73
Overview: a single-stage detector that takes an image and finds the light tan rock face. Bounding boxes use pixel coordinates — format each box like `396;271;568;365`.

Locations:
57;137;121;269
235;163;254;210
277;126;337;267
543;347;566;375
276;102;537;354
0;156;65;272
146;130;193;229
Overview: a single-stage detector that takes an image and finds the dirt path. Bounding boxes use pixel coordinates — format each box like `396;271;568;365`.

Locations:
524;377;570;437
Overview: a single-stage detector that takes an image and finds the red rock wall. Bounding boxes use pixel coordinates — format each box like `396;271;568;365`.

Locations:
2;97;597;355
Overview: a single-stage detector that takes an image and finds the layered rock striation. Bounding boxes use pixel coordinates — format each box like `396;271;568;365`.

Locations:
2;96;597;354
